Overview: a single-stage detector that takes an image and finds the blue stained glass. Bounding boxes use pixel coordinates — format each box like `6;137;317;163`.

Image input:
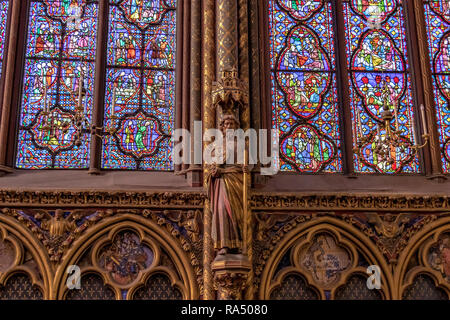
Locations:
0;1;9;77
16;0;98;169
102;0;176;171
270;0;342;173
424;0;450;172
344;0;421;173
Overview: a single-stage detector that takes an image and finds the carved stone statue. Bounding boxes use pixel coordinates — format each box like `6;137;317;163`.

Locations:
206;114;248;256
41;209;77;238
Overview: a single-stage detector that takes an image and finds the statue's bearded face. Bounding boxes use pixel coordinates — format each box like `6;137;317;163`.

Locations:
222;119;238;131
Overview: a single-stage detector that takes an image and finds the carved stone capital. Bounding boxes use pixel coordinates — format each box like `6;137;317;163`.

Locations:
212;69;249;111
212;254;251;300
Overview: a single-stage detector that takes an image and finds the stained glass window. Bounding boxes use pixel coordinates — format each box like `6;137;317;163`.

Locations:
270;0;343;173
424;0;450;173
101;0;176;171
344;0;420;173
16;0;98;169
0;0;9;76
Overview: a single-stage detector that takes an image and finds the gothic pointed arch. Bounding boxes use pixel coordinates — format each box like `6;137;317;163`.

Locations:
53;214;199;300
0;213;52;299
259;217;392;300
395;216;450;299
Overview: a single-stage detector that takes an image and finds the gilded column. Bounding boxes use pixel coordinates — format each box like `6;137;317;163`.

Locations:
182;1;191;172
202;0;216;301
216;0;239;76
238;0;250;108
188;0;202;187
238;0;254;300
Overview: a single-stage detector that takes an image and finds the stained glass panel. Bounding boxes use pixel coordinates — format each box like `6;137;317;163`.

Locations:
101;0;176;170
16;0;98;169
270;0;343;173
424;0;450;172
344;0;420;173
0;0;9;77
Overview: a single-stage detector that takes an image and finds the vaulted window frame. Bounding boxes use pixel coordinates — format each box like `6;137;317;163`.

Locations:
0;0;202;187
261;0;447;180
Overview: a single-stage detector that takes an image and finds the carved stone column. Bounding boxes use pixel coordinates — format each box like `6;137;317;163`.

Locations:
212;254;251;300
216;0;239;77
202;0;216;301
188;0;203;187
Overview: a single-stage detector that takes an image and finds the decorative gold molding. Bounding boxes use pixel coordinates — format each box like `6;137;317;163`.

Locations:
0;227;44;294
251;193;450;212
58;222;190;300
0;190;205;208
2;190;450;212
255;213;450;299
1;190;450;300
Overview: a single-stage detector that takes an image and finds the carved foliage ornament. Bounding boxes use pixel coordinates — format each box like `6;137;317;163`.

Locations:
1;191;450;212
343;212;439;262
0;191;205;208
2;208;114;263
